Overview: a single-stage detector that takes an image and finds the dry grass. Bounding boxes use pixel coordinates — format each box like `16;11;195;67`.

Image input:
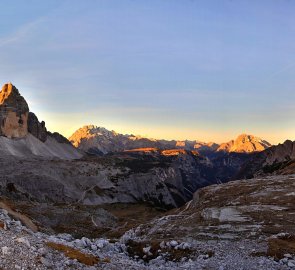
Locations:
0;200;38;232
46;242;100;266
0;221;4;229
267;235;295;260
9;198;164;240
101;203;165;239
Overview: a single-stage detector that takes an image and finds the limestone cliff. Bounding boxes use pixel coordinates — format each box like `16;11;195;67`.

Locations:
0;83;82;159
28;112;47;142
0;83;29;138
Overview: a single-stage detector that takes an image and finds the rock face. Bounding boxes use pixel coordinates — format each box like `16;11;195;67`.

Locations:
217;134;271;153
237;139;295;178
28;112;47;142
0;83;82;159
126;174;295;270
0;83;29;138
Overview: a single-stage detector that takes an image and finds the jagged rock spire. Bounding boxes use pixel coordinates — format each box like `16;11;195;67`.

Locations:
0;83;29;138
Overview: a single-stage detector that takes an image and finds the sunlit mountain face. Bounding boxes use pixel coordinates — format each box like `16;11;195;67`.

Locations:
69;125;271;155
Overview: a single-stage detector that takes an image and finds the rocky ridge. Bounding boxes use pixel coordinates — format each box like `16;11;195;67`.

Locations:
237;139;295;179
121;174;295;269
69;125;271;155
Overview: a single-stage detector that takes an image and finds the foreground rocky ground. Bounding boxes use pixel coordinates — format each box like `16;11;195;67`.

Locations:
0;208;289;270
1;174;295;269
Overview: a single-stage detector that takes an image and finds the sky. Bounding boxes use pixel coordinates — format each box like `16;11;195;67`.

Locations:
0;0;295;144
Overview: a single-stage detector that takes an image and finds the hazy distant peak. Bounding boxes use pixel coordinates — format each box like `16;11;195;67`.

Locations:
218;133;271;153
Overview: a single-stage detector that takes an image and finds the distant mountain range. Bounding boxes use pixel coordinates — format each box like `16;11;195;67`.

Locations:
69;125;272;155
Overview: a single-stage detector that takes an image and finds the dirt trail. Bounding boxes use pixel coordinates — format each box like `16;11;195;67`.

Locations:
0;201;38;232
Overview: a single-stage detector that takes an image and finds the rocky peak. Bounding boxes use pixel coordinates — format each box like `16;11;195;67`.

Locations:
218;133;271;153
0;83;72;146
0;83;29;114
0;83;29;138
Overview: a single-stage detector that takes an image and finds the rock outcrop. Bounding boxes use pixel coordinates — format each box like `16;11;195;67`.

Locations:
126;174;295;270
0;83;29;138
28;112;47;142
0;83;82;159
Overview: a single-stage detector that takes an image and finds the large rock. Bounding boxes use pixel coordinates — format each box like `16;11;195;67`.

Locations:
0;83;29;138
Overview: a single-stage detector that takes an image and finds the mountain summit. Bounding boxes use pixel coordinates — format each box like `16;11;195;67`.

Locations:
217;134;271;153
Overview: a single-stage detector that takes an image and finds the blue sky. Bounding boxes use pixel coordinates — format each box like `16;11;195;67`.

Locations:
0;0;295;143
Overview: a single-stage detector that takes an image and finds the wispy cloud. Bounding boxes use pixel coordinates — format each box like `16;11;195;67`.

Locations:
0;18;44;48
270;61;295;78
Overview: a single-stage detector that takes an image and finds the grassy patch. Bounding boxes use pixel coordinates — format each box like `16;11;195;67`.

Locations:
46;242;100;266
267;234;295;260
0;221;4;229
